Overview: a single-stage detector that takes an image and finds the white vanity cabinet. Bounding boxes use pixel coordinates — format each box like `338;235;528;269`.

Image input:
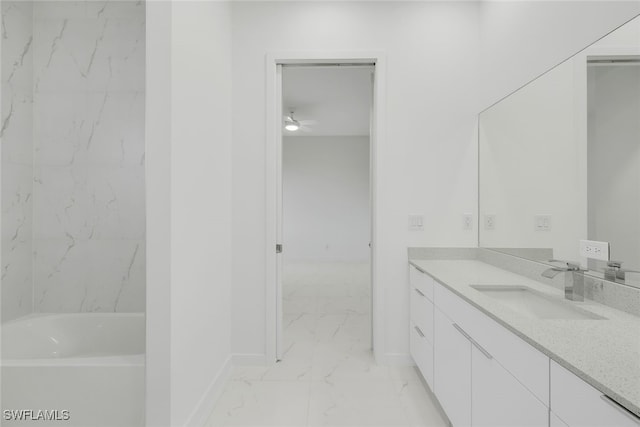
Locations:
433;282;548;427
551;361;640;427
433;306;472;426
409;265;435;388
471;343;548;427
409;262;640;427
410;264;549;427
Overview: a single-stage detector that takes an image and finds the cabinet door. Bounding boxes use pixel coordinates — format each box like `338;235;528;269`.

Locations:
551;361;640;427
434;307;471;427
410;321;434;389
410;285;434;344
434;281;549;403
409;265;434;301
471;345;548;427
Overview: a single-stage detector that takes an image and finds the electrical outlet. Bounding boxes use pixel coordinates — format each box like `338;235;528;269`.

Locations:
534;214;552;231
579;239;610;261
484;214;496;231
408;215;424;231
463;213;473;230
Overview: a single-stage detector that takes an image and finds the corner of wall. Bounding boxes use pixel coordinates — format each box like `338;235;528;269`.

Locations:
183;355;233;427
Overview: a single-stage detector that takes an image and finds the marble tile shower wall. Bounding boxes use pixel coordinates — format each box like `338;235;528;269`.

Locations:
32;1;146;313
1;2;35;322
1;1;146;320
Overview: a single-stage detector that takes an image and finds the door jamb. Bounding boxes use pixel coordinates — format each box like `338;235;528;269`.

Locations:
265;51;387;364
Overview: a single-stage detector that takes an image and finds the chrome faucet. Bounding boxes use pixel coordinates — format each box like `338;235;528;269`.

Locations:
542;259;587;302
604;260;640;282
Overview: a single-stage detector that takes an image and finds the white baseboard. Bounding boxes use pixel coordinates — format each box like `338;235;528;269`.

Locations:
184;355;233;427
232;353;269;366
384;353;415;366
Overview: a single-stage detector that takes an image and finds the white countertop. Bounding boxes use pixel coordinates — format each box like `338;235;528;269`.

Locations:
409;259;640;418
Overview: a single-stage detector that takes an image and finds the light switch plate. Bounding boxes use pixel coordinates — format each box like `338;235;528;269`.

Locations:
408;215;424;231
579;239;610;261
484;214;496;231
534;214;552;231
463;213;473;230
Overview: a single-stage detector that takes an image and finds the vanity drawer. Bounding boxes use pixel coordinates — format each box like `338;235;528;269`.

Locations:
410;321;434;389
434;281;549;405
410;286;434;345
409;264;434;301
551;360;640;427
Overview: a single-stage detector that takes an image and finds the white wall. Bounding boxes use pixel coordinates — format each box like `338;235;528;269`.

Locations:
231;1;640;363
283;136;370;263
145;1;172;424
170;1;233;424
479;58;585;261
146;2;233;426
479;1;640;109
231;1;481;362
479;12;640;265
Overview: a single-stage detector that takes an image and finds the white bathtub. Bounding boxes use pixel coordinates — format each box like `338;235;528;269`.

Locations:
1;313;145;426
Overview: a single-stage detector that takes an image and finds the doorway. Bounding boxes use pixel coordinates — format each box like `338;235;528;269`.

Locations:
280;65;373;371
265;54;385;366
587;55;640;274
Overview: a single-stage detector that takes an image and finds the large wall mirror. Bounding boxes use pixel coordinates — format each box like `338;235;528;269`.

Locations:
479;14;640;287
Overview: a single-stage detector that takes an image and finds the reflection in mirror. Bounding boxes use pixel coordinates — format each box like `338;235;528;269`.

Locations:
587;55;640;280
479;14;640;288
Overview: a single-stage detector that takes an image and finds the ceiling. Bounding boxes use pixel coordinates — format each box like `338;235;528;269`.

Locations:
282;66;373;136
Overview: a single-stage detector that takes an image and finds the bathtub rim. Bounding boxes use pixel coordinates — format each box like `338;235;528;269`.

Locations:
1;312;146;365
1;311;145;325
1;353;144;367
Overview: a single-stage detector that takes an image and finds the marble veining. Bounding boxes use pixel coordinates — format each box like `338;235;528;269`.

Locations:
2;1;146;320
207;262;447;426
32;1;146;314
2;1;34;322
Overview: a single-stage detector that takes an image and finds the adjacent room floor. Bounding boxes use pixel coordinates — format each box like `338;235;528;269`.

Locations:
206;262;447;426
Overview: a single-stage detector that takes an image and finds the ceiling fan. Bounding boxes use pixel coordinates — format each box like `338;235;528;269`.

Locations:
283;110;317;133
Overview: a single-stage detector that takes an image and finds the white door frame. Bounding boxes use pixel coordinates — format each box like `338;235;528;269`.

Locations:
265;51;386;364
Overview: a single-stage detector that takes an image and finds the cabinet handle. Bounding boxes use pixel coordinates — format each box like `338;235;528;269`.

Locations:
452;323;493;360
414;325;425;338
452;323;472;339
600;395;640;424
414;288;426;297
469;336;493;360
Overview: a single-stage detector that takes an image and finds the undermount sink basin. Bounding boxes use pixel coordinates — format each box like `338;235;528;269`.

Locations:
471;285;605;320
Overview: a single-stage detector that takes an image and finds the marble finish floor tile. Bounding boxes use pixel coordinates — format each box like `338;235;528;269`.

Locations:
307;380;408;426
206;262;446;427
205;380;311;427
394;380;447;427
